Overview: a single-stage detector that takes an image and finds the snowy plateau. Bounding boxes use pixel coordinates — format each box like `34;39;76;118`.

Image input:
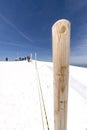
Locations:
0;60;87;130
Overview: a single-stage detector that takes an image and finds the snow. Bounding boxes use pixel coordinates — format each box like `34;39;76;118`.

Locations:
0;60;87;130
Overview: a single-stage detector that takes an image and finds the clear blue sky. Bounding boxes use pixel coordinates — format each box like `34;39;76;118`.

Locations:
0;0;87;65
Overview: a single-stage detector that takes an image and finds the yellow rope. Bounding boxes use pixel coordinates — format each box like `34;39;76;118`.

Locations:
35;60;50;130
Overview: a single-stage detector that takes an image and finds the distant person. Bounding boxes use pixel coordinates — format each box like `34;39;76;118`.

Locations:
27;55;30;62
24;57;26;60
5;57;8;61
19;57;22;61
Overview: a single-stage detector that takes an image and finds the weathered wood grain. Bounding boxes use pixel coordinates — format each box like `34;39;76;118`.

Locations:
52;19;70;130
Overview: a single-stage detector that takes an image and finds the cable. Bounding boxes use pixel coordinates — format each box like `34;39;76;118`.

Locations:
35;60;50;130
35;63;45;130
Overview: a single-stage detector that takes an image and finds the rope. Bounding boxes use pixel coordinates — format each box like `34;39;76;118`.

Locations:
35;61;45;130
35;60;50;130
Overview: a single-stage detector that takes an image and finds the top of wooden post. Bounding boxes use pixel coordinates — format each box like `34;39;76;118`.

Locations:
52;19;70;35
52;19;70;28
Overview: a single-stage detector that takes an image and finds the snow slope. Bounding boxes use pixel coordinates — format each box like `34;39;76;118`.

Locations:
0;61;87;130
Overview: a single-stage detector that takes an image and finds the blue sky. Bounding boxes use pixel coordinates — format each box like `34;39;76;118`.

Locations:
0;0;87;65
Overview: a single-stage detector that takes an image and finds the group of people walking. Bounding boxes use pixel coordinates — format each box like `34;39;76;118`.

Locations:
5;54;32;62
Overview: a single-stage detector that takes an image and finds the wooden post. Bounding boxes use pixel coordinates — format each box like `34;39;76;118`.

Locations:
52;19;70;130
35;52;37;61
